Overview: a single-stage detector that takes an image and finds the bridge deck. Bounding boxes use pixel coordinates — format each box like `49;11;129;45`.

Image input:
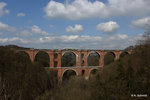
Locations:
48;66;103;69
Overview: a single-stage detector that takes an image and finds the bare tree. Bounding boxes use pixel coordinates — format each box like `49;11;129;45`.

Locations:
137;31;150;45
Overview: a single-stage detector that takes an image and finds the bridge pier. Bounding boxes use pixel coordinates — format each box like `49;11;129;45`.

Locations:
16;49;131;79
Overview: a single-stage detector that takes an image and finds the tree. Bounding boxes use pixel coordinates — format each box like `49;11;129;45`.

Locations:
0;47;58;100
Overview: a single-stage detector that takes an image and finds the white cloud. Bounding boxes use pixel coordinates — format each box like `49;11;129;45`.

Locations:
33;34;138;49
17;13;25;17
0;34;142;49
66;24;83;33
16;30;32;37
0;37;28;44
38;35;102;44
0;2;9;16
96;21;119;34
31;25;48;35
0;21;16;32
44;0;150;20
109;34;128;40
131;17;150;30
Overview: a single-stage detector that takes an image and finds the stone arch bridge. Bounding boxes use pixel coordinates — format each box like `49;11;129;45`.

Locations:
16;49;131;79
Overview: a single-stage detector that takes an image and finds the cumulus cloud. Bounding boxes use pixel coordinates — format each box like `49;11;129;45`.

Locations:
0;2;9;16
31;25;48;35
31;34;139;49
17;13;25;17
38;34;141;49
66;24;83;33
0;21;16;32
44;0;150;20
37;35;102;45
109;34;128;40
131;17;150;31
0;34;142;49
96;21;119;34
0;37;28;44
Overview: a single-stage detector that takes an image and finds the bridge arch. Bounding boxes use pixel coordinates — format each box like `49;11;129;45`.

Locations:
62;51;78;57
87;51;101;57
34;51;50;67
88;68;98;79
61;51;77;67
62;69;78;81
104;51;116;65
87;51;101;66
120;51;129;58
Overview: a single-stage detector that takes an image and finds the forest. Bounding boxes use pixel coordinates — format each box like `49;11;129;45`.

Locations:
0;33;150;100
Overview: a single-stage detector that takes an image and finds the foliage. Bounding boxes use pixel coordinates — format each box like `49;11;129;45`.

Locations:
5;44;30;50
120;52;129;58
34;51;50;67
90;44;150;100
88;52;100;66
0;47;57;100
61;51;76;67
104;52;115;65
37;77;91;100
62;70;76;81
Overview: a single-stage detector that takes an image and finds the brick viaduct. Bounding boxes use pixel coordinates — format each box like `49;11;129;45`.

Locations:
17;49;131;79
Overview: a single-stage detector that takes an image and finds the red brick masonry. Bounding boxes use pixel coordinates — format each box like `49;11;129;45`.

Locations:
16;49;131;78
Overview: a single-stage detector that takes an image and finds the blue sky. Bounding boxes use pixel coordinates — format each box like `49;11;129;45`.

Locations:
0;0;150;49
